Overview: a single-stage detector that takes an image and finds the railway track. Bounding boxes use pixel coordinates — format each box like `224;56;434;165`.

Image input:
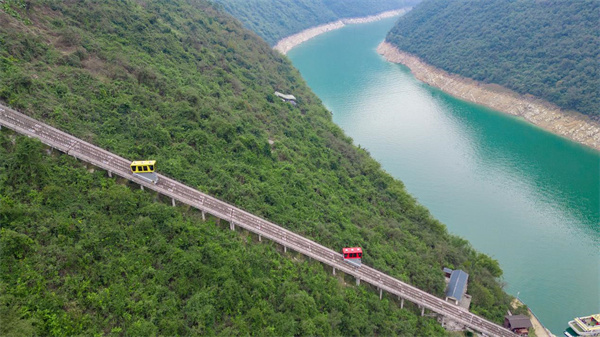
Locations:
0;103;517;337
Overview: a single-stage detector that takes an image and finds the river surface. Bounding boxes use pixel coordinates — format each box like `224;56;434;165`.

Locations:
287;17;599;335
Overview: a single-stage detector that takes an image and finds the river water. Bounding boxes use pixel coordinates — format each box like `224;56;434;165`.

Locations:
287;17;599;335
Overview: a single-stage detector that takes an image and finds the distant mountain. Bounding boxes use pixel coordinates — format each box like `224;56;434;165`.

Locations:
1;0;519;334
386;0;599;117
214;0;421;45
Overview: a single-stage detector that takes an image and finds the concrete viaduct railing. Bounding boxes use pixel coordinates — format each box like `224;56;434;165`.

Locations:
0;103;517;337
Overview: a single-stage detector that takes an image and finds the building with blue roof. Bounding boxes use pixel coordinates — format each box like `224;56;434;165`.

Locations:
445;269;469;305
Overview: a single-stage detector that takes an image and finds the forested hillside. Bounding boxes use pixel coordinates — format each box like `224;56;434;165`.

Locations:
2;0;516;334
1;135;454;336
386;0;599;118
213;0;421;45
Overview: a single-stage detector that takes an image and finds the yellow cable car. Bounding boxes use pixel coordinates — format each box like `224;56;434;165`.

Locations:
130;160;158;184
130;160;156;173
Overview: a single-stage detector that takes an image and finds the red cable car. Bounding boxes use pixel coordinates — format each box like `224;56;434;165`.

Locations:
342;247;363;267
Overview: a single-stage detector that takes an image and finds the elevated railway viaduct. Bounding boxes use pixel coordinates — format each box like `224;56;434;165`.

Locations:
0;103;517;337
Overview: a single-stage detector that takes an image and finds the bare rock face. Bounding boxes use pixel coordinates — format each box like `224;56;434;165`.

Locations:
377;42;600;151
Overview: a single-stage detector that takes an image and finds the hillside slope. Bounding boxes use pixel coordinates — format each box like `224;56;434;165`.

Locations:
1;134;453;336
213;0;421;45
1;0;517;334
385;0;599;118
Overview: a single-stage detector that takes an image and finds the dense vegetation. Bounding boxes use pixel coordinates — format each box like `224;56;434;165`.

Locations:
1;134;454;336
386;0;600;118
1;0;520;334
213;0;421;45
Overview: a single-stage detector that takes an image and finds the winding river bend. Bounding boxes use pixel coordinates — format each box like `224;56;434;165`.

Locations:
287;17;599;335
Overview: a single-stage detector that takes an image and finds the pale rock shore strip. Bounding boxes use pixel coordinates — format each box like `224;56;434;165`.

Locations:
377;41;600;151
273;8;409;55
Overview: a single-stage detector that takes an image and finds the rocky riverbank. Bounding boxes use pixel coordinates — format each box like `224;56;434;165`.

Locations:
273;9;409;55
377;42;600;151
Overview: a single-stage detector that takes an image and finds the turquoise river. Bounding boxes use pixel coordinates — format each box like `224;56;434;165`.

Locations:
287;16;599;335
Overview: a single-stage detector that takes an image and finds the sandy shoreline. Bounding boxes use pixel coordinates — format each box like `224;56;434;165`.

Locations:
273;8;409;55
377;42;600;151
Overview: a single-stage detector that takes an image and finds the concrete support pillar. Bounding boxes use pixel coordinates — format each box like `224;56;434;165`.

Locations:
230;222;235;231
201;211;206;221
259;234;262;242
140;185;144;190
284;246;287;253
108;171;112;178
172;198;175;207
379;288;383;300
400;298;404;309
332;267;336;275
356;278;360;286
421;306;425;316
